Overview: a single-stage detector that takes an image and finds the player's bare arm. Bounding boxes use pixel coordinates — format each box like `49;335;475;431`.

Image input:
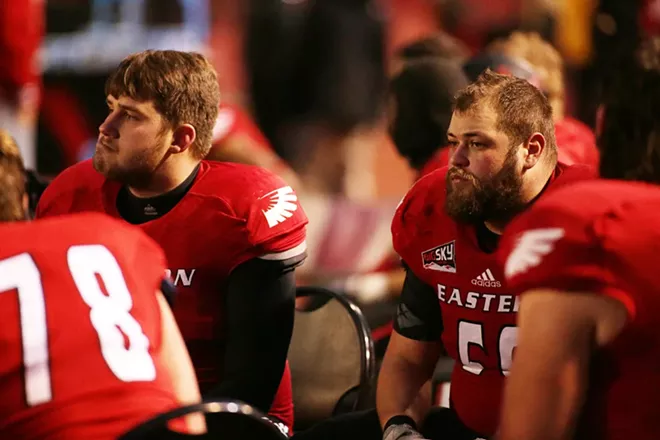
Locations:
497;289;627;440
377;268;444;430
377;333;443;427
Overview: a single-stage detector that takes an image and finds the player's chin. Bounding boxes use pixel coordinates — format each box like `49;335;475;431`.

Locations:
445;192;481;217
447;182;476;200
445;202;482;223
92;152;116;177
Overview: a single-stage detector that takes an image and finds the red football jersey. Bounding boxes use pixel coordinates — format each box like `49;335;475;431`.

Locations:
0;213;181;440
36;160;308;431
391;163;593;436
500;180;660;440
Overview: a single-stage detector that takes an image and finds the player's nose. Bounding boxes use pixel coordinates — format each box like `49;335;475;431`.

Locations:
449;142;469;168
99;113;119;138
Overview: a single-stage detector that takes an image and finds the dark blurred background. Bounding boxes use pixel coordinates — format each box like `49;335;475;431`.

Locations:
2;0;645;196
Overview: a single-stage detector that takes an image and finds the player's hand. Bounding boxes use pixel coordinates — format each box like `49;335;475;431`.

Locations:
382;423;430;440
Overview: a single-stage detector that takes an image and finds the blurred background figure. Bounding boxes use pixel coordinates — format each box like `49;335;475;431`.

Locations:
390;31;471;76
245;0;387;198
480;31;600;168
0;0;43;170
389;57;469;177
32;0;621;194
206;101;302;190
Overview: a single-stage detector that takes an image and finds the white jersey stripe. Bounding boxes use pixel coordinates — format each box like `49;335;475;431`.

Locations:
259;241;308;261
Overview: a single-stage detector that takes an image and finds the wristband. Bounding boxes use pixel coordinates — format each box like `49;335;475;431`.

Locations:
384;414;417;432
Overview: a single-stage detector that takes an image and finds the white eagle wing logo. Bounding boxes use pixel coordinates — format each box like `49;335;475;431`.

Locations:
505;228;565;279
260;186;298;228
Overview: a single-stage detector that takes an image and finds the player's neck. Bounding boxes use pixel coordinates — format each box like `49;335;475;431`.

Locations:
128;159;200;198
522;160;556;204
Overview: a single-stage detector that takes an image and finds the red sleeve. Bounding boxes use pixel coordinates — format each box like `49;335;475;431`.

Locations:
243;169;308;260
391;187;415;264
391;170;442;277
500;202;636;318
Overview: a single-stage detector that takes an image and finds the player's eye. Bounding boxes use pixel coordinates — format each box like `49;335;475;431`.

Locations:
469;140;485;148
447;140;459;148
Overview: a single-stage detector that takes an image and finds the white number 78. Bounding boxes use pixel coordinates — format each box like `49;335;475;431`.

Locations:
0;245;156;407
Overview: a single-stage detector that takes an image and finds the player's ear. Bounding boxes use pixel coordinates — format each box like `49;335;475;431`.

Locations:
522;132;545;169
169;124;196;155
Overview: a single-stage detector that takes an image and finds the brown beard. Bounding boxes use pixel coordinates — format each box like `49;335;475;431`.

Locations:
93;149;157;188
444;147;527;224
92;131;169;189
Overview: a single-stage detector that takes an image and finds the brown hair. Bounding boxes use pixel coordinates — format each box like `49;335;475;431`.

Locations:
0;130;26;221
486;32;565;119
105;50;220;159
454;69;557;160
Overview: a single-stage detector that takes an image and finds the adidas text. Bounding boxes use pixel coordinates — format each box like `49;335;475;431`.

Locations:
471;278;502;288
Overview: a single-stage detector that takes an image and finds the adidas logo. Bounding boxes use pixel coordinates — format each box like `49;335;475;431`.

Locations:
471;268;502;288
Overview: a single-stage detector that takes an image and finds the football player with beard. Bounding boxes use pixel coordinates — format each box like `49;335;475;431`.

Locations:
377;70;594;440
292;70;594;440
